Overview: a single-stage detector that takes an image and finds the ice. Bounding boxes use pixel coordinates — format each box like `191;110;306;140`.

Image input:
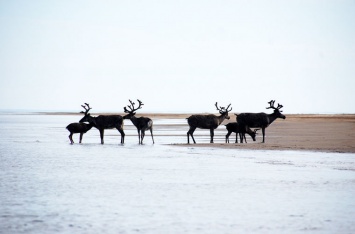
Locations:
0;113;355;234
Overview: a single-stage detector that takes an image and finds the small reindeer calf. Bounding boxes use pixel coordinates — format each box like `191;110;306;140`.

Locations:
66;122;94;144
225;122;259;143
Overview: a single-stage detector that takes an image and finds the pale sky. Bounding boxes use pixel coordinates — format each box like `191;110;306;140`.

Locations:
1;0;354;113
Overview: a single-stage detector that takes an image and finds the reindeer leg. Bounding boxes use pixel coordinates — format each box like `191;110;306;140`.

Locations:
99;129;104;144
137;129;141;144
191;133;196;144
239;132;243;143
244;134;247;143
210;129;214;143
226;131;231;143
117;128;125;144
187;127;191;144
150;127;154;144
69;133;74;144
235;133;238;143
262;128;266;143
187;127;196;144
141;130;145;144
79;133;83;143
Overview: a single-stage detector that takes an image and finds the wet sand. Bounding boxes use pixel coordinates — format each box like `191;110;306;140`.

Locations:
43;112;355;153
143;113;355;153
174;114;355;154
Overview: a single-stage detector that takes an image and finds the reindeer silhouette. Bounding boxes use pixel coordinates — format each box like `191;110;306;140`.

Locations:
187;102;232;144
79;103;125;144
225;122;259;143
237;100;285;143
123;99;154;144
66;122;94;144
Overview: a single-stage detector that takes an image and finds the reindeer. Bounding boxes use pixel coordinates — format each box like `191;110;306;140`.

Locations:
79;103;125;144
66;122;94;144
225;122;259;143
237;100;286;143
187;102;232;144
123;99;154;144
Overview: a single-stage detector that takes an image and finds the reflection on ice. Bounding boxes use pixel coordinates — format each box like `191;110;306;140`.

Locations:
0;114;355;234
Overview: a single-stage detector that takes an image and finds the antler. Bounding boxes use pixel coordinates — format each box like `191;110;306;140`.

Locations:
266;100;283;111
215;102;222;112
80;103;92;115
226;103;232;112
266;100;276;109
215;102;232;114
124;99;144;113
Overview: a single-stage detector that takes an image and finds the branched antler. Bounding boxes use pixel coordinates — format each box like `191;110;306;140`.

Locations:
124;99;144;114
266;100;276;109
266;100;283;111
80;103;92;115
215;102;232;114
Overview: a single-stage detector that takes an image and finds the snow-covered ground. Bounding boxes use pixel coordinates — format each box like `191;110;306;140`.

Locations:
1;114;354;234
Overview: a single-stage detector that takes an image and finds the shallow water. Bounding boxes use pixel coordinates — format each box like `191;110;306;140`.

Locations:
1;114;355;234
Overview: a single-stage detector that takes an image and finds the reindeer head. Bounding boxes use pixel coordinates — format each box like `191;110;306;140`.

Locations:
250;129;259;141
215;102;232;119
79;103;92;123
123;99;144;119
266;100;286;119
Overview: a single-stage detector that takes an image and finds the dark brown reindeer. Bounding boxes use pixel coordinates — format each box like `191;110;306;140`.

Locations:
66;122;94;144
225;122;259;143
187;102;232;144
237;100;286;143
123;99;154;144
79;103;125;144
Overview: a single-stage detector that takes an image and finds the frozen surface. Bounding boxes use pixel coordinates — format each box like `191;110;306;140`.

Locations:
1;114;355;234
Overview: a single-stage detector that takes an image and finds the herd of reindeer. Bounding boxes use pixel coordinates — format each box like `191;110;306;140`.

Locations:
66;99;286;145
